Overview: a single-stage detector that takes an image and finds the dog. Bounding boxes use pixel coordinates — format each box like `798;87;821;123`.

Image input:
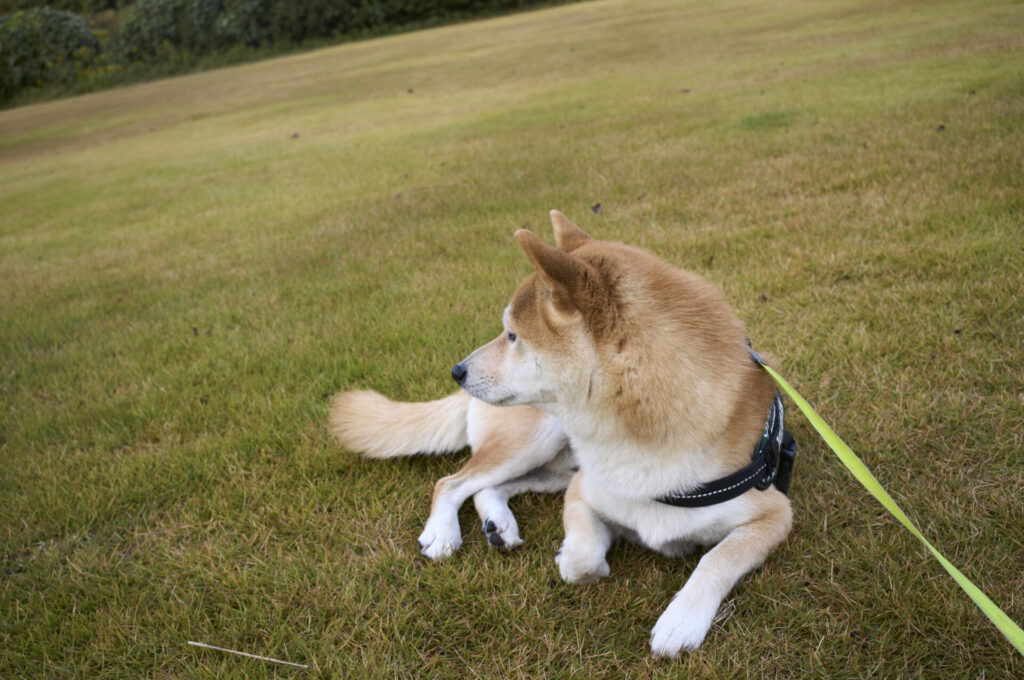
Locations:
330;211;793;656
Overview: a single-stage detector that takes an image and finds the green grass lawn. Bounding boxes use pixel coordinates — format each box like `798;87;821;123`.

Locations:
2;0;1022;676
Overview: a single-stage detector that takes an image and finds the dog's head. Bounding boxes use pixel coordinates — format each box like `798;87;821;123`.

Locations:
452;211;615;408
452;211;753;445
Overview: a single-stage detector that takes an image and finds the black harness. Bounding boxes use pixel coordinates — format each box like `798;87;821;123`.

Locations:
655;348;797;508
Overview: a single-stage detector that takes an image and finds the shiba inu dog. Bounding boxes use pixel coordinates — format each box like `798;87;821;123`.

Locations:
330;211;793;656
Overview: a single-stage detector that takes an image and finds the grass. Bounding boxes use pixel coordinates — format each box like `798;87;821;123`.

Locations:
1;0;1022;676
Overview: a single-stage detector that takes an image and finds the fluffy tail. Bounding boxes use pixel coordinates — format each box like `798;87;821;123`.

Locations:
328;389;472;458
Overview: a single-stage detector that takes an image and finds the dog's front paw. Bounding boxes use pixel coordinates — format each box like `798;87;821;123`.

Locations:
555;542;610;584
649;591;719;657
417;520;462;561
483;517;523;552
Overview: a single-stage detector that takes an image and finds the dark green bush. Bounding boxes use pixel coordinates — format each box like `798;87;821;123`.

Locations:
266;0;345;44
115;0;185;61
117;0;272;62
0;1;123;13
186;0;222;50
212;0;270;49
0;6;102;100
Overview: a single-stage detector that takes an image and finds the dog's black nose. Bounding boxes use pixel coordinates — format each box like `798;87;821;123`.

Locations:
451;362;467;384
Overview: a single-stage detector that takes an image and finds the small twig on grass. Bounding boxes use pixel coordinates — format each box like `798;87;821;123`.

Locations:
187;640;308;670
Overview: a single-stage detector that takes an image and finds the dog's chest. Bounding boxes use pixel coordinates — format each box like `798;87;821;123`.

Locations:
570;433;708;499
574;441;754;551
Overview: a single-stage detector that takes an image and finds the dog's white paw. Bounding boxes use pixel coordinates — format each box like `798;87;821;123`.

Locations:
417;520;462;561
649;590;719;658
473;489;524;551
483;516;523;552
555;542;610;584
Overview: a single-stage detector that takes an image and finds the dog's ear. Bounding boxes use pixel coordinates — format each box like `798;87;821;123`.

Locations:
514;229;588;312
549;210;592;252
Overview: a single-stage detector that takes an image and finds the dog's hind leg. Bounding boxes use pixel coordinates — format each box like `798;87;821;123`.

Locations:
417;403;567;560
473;456;574;551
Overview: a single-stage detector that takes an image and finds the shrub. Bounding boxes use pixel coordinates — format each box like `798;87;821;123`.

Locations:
266;0;346;44
0;6;102;101
115;0;186;62
212;0;270;49
186;0;223;51
117;0;273;61
0;2;124;12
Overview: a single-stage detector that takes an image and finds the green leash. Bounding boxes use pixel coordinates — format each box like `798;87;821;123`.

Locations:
753;357;1024;657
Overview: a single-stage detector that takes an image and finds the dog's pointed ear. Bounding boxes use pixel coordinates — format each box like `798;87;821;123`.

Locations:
514;229;585;312
550;210;592;251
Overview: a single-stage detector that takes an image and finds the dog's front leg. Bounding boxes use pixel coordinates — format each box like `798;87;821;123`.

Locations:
419;416;565;560
418;470;472;560
473;463;574;551
649;494;792;656
420;464;511;560
556;470;613;583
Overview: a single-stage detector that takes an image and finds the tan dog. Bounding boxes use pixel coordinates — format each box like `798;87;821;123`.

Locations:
330;212;792;656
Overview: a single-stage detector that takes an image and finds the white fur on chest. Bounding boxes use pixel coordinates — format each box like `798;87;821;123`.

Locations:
563;414;719;498
579;469;758;553
550;408;762;554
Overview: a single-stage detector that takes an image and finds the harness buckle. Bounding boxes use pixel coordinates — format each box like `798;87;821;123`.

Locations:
774;430;797;495
754;441;778;490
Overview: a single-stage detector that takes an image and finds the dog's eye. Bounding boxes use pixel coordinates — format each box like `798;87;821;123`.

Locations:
507;331;517;343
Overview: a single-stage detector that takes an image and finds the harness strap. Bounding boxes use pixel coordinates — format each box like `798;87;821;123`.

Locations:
655;347;796;508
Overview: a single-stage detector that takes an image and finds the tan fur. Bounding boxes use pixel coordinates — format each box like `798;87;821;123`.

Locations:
550;210;592;251
330;211;793;655
504;231;773;463
430;403;552;510
457;212;793;655
329;389;471;459
330;386;569;558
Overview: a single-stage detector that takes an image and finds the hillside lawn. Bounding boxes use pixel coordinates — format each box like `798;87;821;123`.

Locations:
1;0;1022;677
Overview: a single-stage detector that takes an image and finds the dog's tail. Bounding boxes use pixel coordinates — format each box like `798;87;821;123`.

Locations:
328;389;472;459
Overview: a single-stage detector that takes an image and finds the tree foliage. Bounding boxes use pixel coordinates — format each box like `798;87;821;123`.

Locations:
0;6;102;100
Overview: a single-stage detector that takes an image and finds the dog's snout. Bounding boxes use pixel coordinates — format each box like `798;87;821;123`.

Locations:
451;362;468;384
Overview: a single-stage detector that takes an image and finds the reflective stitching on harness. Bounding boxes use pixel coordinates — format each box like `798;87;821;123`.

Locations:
659;461;767;502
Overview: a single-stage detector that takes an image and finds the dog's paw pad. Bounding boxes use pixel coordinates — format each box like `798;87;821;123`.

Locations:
482;518;522;552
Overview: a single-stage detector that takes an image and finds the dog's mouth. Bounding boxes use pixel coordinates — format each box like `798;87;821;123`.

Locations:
461;382;516;406
460;383;519;407
483;388;559;408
